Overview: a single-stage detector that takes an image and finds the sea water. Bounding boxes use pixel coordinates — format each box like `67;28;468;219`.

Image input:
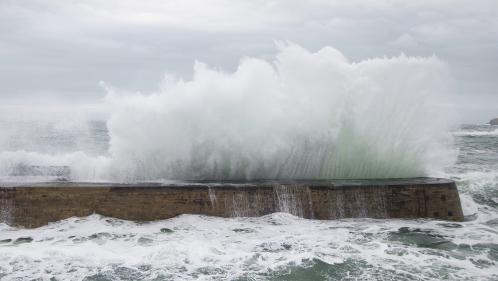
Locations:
0;127;497;281
0;45;497;280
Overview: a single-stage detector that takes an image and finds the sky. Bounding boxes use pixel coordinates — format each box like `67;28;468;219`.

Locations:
1;0;497;123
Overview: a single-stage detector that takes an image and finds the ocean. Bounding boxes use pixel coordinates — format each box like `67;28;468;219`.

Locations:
0;123;497;280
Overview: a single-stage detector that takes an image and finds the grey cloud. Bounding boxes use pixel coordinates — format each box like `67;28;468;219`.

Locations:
0;0;497;123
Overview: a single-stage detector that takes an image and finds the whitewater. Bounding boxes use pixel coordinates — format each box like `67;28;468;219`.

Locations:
0;45;497;280
0;44;455;182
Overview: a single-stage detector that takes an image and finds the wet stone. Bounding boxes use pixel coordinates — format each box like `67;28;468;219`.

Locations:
1;178;464;228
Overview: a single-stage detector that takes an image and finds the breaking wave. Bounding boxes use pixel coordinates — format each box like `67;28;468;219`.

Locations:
0;43;456;181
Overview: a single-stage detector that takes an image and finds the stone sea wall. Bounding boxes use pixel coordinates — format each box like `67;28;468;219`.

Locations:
0;178;464;228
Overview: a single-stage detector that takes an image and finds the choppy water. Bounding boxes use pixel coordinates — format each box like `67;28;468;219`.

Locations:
0;124;497;280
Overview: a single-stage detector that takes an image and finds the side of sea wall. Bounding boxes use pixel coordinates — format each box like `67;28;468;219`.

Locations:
0;179;464;228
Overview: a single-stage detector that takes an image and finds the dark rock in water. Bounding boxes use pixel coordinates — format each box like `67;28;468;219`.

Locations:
490;118;498;125
14;237;33;244
0;239;12;243
160;228;173;233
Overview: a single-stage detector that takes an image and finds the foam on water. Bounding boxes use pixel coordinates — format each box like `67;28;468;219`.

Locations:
0;43;455;181
453;128;498;137
0;212;497;281
0;139;497;281
1;45;497;280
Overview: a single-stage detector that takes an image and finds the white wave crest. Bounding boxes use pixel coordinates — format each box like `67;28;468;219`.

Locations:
0;43;457;181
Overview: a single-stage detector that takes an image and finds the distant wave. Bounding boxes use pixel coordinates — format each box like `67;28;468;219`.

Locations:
453;129;498;136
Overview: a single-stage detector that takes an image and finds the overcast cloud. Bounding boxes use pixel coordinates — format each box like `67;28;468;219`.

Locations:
1;0;497;123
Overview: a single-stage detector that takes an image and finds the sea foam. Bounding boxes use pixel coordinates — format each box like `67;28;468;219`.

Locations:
0;43;456;181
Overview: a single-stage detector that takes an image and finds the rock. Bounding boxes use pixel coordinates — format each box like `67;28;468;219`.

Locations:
490;118;498;125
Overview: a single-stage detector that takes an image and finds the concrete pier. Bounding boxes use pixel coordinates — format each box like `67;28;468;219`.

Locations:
0;178;464;228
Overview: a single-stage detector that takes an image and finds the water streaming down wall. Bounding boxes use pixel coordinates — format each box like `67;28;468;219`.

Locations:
0;178;463;228
0;188;14;225
209;185;315;218
274;185;314;219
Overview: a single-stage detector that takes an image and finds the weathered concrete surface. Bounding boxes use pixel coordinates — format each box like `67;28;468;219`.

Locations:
0;178;464;228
